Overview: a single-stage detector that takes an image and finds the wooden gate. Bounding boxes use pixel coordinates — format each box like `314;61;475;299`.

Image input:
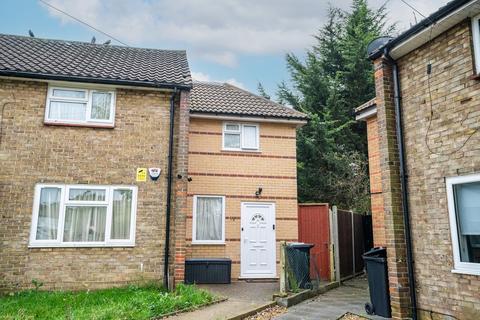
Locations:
298;203;330;281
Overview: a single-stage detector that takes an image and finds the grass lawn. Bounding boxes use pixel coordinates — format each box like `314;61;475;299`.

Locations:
0;283;217;320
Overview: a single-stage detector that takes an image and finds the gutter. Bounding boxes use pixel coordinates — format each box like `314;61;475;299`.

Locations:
189;111;309;122
0;70;192;90
164;87;178;289
369;0;472;60
383;50;417;320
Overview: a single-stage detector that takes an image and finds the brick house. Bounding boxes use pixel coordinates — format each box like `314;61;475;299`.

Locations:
187;82;307;280
0;34;307;291
356;0;480;319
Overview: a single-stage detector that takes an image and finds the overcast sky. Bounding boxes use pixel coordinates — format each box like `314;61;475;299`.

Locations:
1;0;448;96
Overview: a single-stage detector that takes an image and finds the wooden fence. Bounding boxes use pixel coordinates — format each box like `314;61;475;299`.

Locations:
298;203;330;281
298;204;373;282
332;207;373;281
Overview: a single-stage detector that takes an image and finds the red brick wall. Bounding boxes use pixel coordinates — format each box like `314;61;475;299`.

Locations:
373;58;412;320
172;91;190;285
366;115;386;247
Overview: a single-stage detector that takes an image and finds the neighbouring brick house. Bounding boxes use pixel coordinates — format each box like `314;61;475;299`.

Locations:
0;34;307;291
186;82;307;280
356;0;480;319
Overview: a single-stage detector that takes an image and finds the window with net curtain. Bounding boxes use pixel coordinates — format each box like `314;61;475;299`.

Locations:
453;182;480;263
31;185;136;247
46;87;114;126
194;196;224;243
223;123;259;150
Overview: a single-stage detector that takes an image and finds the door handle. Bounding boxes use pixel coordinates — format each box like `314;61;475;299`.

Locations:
273;224;275;230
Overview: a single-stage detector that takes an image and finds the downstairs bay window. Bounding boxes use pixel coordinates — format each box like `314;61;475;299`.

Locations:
446;174;480;275
192;195;225;244
30;184;137;247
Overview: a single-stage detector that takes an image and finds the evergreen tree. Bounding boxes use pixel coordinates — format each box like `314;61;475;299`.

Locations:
280;0;394;211
257;82;271;100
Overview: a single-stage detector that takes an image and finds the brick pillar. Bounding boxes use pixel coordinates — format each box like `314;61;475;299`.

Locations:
374;57;412;319
366;115;386;248
172;90;190;285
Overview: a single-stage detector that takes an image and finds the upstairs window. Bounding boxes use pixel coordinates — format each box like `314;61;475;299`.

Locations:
223;122;259;151
446;174;480;275
45;86;115;127
30;184;137;247
472;14;480;74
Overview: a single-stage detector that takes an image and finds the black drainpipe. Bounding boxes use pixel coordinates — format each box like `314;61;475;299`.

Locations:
384;50;417;320
164;87;178;289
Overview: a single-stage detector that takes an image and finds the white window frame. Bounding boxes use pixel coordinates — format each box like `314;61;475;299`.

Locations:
446;173;480;276
472;14;480;74
45;86;116;127
222;122;260;151
29;184;137;247
192;195;226;245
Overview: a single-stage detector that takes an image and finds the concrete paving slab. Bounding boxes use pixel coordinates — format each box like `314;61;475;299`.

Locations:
275;276;387;320
167;281;278;320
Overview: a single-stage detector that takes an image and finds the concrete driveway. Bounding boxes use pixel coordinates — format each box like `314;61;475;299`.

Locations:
167;281;278;320
275;276;385;320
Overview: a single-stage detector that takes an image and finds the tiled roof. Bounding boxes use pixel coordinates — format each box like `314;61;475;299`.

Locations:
0;34;191;88
190;81;308;120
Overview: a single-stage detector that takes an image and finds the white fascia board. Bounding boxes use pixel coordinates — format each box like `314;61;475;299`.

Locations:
390;0;480;60
355;107;377;121
0;76;176;92
190;113;308;127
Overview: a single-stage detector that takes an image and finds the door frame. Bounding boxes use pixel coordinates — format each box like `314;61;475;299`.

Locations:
240;202;277;278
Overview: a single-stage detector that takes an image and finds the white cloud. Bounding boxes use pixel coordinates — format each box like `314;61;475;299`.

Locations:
191;71;245;89
41;0;448;67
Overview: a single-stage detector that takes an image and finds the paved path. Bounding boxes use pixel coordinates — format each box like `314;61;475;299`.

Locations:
168;282;277;320
275;276;385;320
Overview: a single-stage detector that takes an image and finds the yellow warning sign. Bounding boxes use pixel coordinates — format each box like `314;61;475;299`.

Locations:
136;168;147;182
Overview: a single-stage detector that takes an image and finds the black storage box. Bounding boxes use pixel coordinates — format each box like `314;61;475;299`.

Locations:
363;247;391;318
184;258;231;284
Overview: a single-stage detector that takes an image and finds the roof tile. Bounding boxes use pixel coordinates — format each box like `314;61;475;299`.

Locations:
0;34;191;88
191;81;308;120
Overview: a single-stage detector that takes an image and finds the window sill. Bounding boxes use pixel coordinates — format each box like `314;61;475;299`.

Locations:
451;268;480;276
44;121;115;129
191;242;226;246
221;149;261;153
28;243;135;248
469;73;480;80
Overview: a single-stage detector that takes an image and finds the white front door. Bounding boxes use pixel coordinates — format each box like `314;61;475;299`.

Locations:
240;202;276;278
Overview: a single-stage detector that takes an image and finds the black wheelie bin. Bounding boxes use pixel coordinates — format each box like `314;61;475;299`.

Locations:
363;247;391;318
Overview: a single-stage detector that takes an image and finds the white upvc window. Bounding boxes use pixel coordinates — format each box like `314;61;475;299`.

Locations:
446;174;480;275
45;86;116;126
472;14;480;74
192;195;225;244
222;122;259;151
29;184;137;247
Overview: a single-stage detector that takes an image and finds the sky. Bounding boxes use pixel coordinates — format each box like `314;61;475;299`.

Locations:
0;0;447;97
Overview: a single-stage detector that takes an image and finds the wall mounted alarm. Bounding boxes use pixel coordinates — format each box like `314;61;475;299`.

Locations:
148;168;161;181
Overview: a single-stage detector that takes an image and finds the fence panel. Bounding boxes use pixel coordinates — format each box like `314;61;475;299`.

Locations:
353;213;365;273
298;203;330;281
337;209;353;280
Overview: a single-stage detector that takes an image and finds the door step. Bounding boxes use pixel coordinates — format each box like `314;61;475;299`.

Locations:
238;278;279;283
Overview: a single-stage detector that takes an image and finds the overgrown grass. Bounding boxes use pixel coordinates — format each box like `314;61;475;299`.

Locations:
0;282;216;320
